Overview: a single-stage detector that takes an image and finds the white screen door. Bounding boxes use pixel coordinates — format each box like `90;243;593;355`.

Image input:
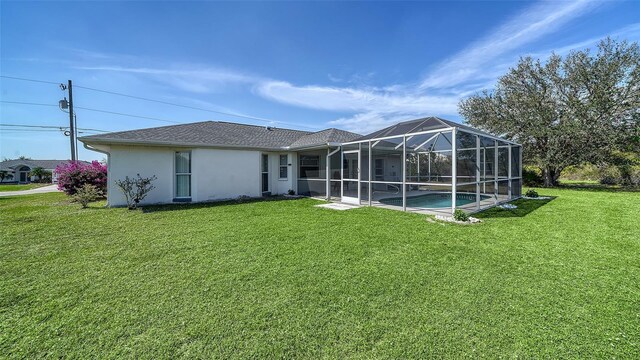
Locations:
342;150;360;204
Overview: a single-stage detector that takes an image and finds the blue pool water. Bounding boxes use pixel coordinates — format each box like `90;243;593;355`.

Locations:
379;193;490;208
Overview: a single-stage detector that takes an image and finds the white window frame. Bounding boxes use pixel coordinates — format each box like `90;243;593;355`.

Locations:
261;153;269;194
175;151;191;199
299;154;321;179
279;154;288;180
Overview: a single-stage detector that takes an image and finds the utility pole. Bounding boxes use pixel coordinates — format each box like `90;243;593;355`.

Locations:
68;80;76;161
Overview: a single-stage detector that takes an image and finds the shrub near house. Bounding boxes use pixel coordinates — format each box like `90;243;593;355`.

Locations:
55;161;107;195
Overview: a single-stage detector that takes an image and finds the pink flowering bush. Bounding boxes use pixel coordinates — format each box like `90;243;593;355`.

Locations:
55;161;107;196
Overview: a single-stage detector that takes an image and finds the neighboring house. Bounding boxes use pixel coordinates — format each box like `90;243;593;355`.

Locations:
0;159;89;183
79;117;522;214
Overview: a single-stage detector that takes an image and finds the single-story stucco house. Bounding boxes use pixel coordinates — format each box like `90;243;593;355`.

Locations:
79;117;522;214
0;159;88;183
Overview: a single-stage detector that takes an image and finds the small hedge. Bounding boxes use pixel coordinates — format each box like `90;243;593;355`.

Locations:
72;184;100;208
453;209;469;222
525;189;539;198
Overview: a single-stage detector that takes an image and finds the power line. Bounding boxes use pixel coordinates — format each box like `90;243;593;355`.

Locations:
73;84;317;129
1;75;320;130
0;100;58;107
74;106;180;123
1;129;102;134
74;84;272;121
1;129;61;132
0;123;109;132
0;75;60;85
1;100;181;124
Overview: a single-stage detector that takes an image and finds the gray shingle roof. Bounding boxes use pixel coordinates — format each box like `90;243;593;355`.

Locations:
288;128;361;149
356;116;499;141
79;121;361;150
0;159;89;171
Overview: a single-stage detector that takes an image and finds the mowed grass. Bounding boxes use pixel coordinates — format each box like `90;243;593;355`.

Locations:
0;183;49;192
1;188;638;358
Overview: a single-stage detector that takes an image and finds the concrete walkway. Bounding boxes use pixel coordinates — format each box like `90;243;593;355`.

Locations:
315;203;361;211
0;184;60;197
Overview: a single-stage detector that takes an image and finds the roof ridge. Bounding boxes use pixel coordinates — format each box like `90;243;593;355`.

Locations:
308;128;334;134
302;127;361;137
78;120;335;149
355;116;502;142
80;121;216;139
79;120;315;141
216;121;312;134
328;127;361;136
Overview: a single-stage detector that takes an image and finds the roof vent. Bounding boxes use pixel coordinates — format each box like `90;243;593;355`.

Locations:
265;126;274;131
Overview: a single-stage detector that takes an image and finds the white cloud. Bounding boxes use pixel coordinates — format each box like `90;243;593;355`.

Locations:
255;81;458;114
255;81;462;133
527;22;640;58
76;65;260;93
420;0;603;90
255;1;607;132
71;2;629;133
328;111;429;134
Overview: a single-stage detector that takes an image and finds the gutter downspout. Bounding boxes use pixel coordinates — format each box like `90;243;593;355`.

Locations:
83;143;109;156
326;145;341;200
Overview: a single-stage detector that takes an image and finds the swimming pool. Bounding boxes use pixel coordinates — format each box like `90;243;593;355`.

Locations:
379;192;491;208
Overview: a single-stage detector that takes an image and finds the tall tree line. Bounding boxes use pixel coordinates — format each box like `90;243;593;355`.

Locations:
459;38;639;187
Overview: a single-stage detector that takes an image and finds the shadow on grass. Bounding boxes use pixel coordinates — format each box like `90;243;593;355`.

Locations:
140;196;314;213
554;183;639;193
474;197;555;219
0;194;64;202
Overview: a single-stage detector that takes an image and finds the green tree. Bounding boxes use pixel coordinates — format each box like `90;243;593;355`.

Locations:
459;38;640;187
0;170;13;182
29;167;52;183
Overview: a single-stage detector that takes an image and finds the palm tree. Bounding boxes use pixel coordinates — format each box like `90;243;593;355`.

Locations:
29;167;51;183
0;170;13;182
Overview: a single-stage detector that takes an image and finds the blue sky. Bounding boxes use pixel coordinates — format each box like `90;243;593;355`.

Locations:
1;0;639;160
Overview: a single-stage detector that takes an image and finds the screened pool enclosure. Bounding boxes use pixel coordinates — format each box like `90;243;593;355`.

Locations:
298;117;522;215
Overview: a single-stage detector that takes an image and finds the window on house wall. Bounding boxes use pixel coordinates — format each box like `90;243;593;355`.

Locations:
279;154;288;179
299;155;320;178
262;154;269;193
175;151;191;198
374;159;384;180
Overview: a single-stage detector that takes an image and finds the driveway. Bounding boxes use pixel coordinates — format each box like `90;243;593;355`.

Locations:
0;184;61;197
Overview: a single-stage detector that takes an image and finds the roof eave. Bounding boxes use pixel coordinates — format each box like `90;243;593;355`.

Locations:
286;142;342;151
79;137;290;152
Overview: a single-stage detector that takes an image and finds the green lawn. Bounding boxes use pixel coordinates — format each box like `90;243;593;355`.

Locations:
0;183;50;192
1;189;638;358
559;179;600;185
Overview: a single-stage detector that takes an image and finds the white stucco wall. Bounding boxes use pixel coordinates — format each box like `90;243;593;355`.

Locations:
103;145;297;207
268;152;296;195
107;146;175;206
191;148;262;201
